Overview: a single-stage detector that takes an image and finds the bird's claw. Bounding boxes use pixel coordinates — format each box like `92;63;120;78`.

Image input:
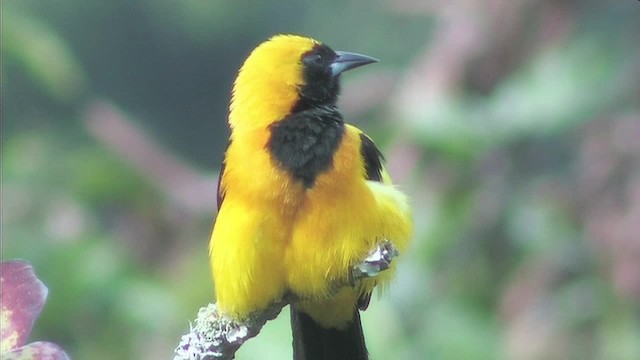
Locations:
350;240;398;284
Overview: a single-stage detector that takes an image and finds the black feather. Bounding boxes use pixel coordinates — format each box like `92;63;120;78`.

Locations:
216;164;225;211
268;106;344;188
291;306;368;360
293;44;340;113
216;140;231;211
359;133;384;182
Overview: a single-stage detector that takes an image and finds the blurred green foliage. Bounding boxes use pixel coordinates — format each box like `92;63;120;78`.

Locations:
3;0;640;359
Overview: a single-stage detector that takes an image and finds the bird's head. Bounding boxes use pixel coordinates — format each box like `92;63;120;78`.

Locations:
229;34;378;131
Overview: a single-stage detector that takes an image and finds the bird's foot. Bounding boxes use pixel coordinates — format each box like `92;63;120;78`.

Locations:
350;239;399;284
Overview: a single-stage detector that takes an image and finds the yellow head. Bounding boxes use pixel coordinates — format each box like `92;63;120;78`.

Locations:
228;34;378;132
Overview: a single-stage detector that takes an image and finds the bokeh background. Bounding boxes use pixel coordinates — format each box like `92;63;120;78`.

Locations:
3;0;640;359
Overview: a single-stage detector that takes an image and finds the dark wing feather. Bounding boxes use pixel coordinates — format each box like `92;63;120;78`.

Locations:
359;133;384;182
216;140;231;211
216;162;226;211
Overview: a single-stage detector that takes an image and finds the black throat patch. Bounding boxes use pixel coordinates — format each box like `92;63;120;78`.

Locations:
267;106;344;188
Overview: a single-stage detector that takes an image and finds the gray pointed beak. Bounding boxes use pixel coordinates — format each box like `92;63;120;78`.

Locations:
330;51;379;77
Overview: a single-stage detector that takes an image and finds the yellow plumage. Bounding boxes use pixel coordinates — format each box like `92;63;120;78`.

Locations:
209;34;412;336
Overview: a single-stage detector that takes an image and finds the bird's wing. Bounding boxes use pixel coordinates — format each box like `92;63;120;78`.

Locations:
357;131;386;311
216;141;231;211
359;133;385;182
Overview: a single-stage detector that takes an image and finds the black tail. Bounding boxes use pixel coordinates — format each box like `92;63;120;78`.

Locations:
290;305;368;360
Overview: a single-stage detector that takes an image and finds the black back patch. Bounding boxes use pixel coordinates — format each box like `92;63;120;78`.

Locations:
359;133;384;182
268;106;344;188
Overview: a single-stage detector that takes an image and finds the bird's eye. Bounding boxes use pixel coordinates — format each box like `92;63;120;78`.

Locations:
303;53;324;66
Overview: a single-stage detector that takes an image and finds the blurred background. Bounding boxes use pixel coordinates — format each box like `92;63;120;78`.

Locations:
3;0;640;359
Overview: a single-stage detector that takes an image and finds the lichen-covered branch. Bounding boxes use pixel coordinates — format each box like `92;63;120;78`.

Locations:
173;240;398;360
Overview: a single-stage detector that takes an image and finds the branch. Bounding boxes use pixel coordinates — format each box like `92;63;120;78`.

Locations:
173;240;399;360
83;100;217;215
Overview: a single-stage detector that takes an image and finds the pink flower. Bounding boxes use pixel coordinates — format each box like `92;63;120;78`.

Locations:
1;260;70;360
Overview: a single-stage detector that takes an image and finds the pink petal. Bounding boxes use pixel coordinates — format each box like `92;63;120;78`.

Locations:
1;260;49;352
2;341;71;360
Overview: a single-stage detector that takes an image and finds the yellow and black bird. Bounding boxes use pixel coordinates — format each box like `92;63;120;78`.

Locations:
209;34;412;360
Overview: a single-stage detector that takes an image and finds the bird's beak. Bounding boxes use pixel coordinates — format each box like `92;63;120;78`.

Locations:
330;51;379;77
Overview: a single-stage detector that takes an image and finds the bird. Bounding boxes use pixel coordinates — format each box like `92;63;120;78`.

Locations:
209;34;412;360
